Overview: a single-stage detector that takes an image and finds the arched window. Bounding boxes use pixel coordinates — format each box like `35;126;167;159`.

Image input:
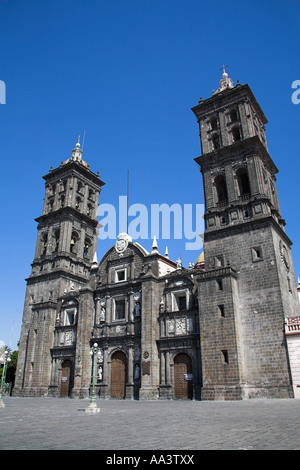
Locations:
215;175;228;203
87;203;93;216
48;198;54;212
212;134;220;150
75;197;81;211
53;229;60;252
83;237;91;258
60;180;67;192
232;127;241;142
211;117;218;130
77;181;83;193
41;233;48;256
229;109;238;122
70;231;78;254
88;189;95;201
236;168;251;196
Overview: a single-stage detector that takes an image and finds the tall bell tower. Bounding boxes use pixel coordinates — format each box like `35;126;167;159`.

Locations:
192;69;299;399
14;140;105;397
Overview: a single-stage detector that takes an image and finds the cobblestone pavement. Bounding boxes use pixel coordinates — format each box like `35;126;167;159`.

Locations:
0;397;300;450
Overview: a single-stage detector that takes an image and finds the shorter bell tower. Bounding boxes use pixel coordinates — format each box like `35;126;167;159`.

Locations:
14;140;105;397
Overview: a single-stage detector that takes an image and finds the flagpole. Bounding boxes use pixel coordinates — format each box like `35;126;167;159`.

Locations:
127;170;129;234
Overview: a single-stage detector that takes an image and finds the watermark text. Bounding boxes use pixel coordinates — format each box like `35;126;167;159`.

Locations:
97;196;204;251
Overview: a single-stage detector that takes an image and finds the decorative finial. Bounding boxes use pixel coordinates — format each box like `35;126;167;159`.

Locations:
152;235;158;253
71;135;84;161
213;64;233;94
91;251;98;269
76;135;82;148
219;64;229;75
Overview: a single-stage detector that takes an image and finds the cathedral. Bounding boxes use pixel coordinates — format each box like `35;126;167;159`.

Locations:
14;71;300;400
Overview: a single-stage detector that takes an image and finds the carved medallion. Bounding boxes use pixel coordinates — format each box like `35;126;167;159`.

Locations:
115;232;132;254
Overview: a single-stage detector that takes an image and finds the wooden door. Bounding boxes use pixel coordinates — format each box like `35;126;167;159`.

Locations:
60;360;72;397
110;351;126;398
174;353;193;399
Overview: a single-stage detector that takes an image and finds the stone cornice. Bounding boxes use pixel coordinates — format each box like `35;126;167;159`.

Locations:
194;136;278;175
204;215;293;247
191;83;268;125
35;205;99;228
26;269;89;285
196;266;237;281
43;159;105;189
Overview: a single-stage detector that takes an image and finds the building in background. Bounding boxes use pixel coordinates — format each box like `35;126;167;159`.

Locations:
13;71;300;400
285;280;300;398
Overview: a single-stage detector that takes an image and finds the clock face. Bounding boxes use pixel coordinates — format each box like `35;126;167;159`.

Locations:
279;241;289;270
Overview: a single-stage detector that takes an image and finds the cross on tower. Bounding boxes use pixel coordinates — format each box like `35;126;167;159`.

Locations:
219;64;229;74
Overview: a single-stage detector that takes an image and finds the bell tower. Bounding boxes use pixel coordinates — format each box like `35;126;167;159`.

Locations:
34;139;104;270
192;70;299;399
14;140;105;397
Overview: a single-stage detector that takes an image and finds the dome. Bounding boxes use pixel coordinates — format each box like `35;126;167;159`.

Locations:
195;251;205;268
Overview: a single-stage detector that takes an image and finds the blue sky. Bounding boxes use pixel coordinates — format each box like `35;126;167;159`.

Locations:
0;0;299;350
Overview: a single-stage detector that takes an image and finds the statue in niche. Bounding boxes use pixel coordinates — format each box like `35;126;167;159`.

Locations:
98;365;103;381
135;302;141;317
99;298;106;322
100;306;105;322
134;364;140;380
176;257;182;269
75;361;82;378
97;349;104;363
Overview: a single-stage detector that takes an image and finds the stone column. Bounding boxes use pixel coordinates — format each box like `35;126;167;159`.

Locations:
139;278;160;400
165;351;171;385
106;295;111;323
94;296;101;324
126;344;134;399
160;351;165;385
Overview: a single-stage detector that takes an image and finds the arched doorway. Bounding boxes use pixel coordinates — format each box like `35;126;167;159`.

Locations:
174;353;193;399
110;351;127;398
60;360;72;397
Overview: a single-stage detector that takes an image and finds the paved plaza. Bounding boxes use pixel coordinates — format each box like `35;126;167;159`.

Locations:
0;397;300;451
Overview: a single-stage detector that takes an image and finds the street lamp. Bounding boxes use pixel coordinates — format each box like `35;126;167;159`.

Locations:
85;343;100;414
0;351;11;408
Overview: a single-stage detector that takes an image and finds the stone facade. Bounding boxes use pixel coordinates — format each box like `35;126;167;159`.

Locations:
14;73;300;400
